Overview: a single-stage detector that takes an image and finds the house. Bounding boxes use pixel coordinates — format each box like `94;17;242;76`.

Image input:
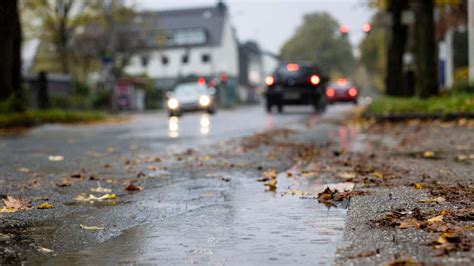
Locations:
124;1;239;91
238;41;279;102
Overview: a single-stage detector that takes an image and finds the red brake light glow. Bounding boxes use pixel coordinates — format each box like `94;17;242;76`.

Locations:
197;77;206;86
310;75;321;85
326;88;335;97
348;87;358;97
286;64;299;72
362;23;372;33
265;76;275;86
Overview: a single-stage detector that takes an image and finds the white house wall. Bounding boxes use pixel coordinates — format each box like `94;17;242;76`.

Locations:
124;16;239;80
213;19;239;77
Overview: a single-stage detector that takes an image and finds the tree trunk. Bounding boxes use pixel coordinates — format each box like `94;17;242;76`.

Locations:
386;0;409;96
0;0;20;101
415;0;438;98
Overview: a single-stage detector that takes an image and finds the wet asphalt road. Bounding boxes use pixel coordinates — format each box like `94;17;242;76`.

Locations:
1;104;356;265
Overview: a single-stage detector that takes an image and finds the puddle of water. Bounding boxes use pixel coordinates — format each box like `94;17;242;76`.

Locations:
40;176;346;265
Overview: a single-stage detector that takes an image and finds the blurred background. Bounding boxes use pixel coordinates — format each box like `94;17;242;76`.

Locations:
0;0;472;124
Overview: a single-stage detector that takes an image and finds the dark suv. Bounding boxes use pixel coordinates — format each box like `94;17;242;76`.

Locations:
264;63;328;113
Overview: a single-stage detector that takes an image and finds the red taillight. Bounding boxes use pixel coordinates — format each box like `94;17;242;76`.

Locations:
348;88;358;97
310;75;321;85
198;77;206;86
326;88;335;97
265;76;275;86
286;64;299;72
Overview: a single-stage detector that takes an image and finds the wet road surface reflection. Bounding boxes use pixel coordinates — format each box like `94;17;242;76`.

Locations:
44;176;346;265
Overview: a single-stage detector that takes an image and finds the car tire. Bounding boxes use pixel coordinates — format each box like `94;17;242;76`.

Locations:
207;108;216;115
266;99;273;113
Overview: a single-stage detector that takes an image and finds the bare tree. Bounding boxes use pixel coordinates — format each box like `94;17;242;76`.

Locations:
0;0;22;110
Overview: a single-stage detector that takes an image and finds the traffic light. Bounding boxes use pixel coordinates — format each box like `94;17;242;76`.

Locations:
362;23;372;34
339;25;349;36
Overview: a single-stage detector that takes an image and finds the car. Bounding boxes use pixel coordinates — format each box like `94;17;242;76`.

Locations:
264;62;328;113
166;81;216;117
325;79;359;104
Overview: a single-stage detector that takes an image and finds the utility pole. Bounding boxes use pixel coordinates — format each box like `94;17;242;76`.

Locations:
469;0;474;82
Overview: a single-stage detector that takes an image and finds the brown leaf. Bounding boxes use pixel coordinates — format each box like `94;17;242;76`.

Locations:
125;183;143;191
399;219;423;229
2;196;27;212
264;179;277;191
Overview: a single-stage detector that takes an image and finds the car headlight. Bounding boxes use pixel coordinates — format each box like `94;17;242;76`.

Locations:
168;98;179;110
199;95;211;107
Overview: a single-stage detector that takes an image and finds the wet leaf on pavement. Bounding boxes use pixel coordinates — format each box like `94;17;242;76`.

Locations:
399;219;423;229
264;179;277;192
48;155;64;161
80;224;105;231
422;151;435;158
430;232;472;256
74;193;117;202
418;196;446;204
16;167;30;173
385;258;421;266
38;247;54;254
125;183;143;191
36;202;55;209
414;183;425;189
1;196;28;212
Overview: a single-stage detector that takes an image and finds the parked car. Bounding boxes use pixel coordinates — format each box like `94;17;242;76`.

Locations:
264;62;328;113
325;79;359;104
166;81;216;117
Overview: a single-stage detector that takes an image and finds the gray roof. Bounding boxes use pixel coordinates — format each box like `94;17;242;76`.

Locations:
140;4;227;47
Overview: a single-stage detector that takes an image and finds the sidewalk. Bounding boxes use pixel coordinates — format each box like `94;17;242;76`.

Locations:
334;119;474;265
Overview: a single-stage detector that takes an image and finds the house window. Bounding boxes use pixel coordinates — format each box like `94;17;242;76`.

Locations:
182;54;189;64
201;54;210;63
140;55;149;67
162;56;169;65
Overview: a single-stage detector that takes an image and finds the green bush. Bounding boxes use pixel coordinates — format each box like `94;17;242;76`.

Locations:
450;81;474;94
367;93;474;115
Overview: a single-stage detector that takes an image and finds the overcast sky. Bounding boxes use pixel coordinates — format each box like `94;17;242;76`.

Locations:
133;0;374;54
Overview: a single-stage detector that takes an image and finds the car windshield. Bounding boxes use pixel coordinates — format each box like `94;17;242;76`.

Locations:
329;80;352;89
174;84;207;98
275;65;315;77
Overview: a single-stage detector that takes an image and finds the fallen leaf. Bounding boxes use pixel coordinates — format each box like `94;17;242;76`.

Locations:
264;179;277;191
74;193;116;202
147;165;158;171
36;202;55;209
80;224;105;231
1;196;28;212
427;215;444;224
371;172;384;179
125;183;143;191
38;247;54;253
338;172;356;179
262;169;277;179
422;151;435;158
48;155;64;161
418;196;446;204
399;219;423;229
414;183;425;189
385;258;421;266
456;154;474;161
17;168;30;173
